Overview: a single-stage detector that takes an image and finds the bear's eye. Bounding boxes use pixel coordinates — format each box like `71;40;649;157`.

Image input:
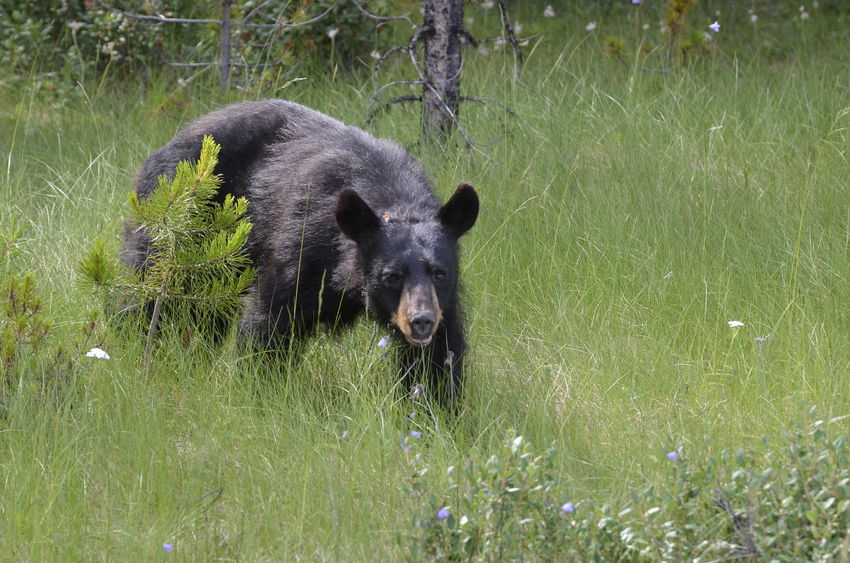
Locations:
433;270;447;283
383;271;404;284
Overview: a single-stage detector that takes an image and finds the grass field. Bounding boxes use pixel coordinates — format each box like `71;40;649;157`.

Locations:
2;3;849;559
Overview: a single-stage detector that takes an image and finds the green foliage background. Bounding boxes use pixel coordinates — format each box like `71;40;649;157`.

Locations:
1;1;849;559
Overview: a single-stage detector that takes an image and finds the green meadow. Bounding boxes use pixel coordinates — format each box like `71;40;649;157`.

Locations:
1;3;849;559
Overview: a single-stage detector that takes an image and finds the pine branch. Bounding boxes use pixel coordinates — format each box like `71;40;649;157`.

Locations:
80;136;257;370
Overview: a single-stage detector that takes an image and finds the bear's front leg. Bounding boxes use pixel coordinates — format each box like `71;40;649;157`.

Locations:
397;305;465;413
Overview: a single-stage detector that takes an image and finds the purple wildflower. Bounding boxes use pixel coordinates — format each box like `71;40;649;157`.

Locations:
410;430;422;440
667;451;679;461
632;0;640;4
377;337;388;348
401;442;411;452
709;21;720;32
561;502;575;513
437;507;450;520
341;430;349;439
163;543;174;553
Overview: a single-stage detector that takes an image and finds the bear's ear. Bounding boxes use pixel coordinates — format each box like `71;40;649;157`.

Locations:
336;188;382;245
437;183;479;238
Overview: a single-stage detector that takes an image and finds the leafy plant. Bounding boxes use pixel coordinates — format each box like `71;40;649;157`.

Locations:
402;413;850;560
605;0;712;70
712;410;850;560
1;272;52;384
0;1;170;79
1;224;49;385
401;432;612;560
81;135;256;371
231;0;389;75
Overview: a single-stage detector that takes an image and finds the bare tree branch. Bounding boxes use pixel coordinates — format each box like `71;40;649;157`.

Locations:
242;0;278;24
97;1;337;29
362;0;535;160
495;0;548;101
371;80;425;101
365;95;422;124
461;96;518;117
394;22;492;160
353;0;415;29
166;62;285;68
97;1;219;25
496;0;523;78
373;45;410;73
712;490;763;560
458;29;478;48
478;33;540;45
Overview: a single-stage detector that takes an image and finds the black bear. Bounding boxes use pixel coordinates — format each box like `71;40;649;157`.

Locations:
122;99;479;408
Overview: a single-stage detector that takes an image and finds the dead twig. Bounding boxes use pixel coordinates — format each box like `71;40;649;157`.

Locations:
461;96;518;117
478;33;541;45
496;0;547;100
365;95;422;124
364;2;536;161
496;0;522;78
353;0;415;29
98;0;336;29
404;26;494;161
372;45;411;73
712;489;763;560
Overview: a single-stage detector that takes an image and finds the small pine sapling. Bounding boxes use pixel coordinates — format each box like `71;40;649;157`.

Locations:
81;136;256;372
1;272;52;384
0;223;52;385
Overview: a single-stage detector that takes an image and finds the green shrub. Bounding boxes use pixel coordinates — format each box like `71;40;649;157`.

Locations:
234;0;389;72
1;272;52;383
401;411;850;560
0;1;170;77
81;136;256;370
1;223;105;410
400;432;625;561
0;0;389;89
714;412;850;560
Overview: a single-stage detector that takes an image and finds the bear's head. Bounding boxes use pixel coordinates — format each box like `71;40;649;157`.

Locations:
335;183;479;346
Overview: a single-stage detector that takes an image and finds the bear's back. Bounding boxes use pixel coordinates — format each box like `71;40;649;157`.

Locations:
245;101;440;228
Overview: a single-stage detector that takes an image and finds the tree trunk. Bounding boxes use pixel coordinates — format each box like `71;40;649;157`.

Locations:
219;0;232;92
422;0;463;142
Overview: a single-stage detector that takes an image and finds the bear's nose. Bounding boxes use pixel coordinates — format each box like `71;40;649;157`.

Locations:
409;313;435;339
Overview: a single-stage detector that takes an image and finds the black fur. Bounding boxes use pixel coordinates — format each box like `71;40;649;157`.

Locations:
123;100;479;409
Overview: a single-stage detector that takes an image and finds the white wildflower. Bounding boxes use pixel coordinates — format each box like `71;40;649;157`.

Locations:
85;347;110;360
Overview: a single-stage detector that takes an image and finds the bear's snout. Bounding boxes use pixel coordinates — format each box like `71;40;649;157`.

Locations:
409;313;436;343
392;282;443;347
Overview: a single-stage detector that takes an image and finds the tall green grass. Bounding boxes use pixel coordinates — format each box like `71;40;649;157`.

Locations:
1;9;849;558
